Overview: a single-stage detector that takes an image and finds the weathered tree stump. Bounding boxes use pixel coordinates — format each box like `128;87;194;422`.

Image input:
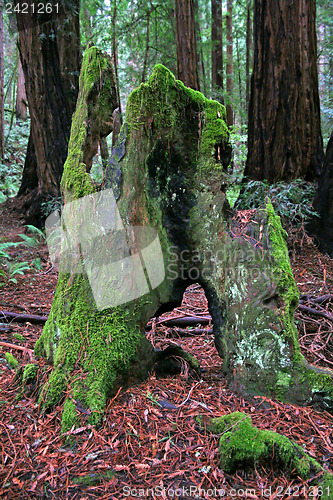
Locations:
34;47;333;432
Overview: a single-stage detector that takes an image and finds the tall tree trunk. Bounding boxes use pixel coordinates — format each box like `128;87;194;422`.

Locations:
0;0;4;160
194;0;206;94
226;0;233;127
111;0;123;146
16;0;80;225
16;134;37;196
245;0;323;182
211;0;223;102
308;131;333;256
15;55;27;122
245;0;252;110
175;0;200;90
142;11;151;83
236;36;243;124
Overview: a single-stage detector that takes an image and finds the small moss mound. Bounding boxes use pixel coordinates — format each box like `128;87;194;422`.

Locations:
13;333;26;342
209;411;333;493
22;363;38;385
5;352;18;369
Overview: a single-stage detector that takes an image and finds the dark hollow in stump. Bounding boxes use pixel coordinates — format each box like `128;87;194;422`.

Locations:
33;47;333;432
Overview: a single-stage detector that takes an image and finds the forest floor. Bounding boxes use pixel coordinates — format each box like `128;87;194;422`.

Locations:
0;198;333;500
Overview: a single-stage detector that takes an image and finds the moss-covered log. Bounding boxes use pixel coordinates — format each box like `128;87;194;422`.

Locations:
206;412;333;496
34;46;333;432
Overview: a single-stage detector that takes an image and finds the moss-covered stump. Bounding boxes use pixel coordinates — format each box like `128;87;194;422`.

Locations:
35;46;333;433
207;412;333;497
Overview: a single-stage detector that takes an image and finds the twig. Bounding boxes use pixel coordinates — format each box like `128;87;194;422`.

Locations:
0;341;34;355
297;304;333;322
173;327;213;337
299;294;333;304
146;315;211;330
0;310;48;324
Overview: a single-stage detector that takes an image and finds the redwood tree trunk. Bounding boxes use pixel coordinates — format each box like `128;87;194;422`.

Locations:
226;0;233;127
245;0;252;110
111;0;123;146
175;0;200;90
0;1;4;160
15;56;27;122
308;131;333;256
245;0;323;182
16;0;80;225
211;0;223;102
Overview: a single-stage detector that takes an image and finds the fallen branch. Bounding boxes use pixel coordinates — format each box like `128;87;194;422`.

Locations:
0;310;48;324
146;315;211;330
173;327;213;337
299;294;333;304
0;324;13;333
0;341;34;355
297;304;333;322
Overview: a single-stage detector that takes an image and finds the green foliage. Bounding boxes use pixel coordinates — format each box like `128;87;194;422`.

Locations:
0;240;27;285
0;111;30;202
0;226;45;285
5;353;19;369
18;225;46;248
236;179;317;228
41;197;63;219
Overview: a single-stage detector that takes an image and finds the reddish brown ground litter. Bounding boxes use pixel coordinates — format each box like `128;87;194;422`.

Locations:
0;199;332;499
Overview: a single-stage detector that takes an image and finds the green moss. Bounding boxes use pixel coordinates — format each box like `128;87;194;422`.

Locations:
22;364;38;385
210;412;332;485
13;333;25;341
60;46;116;201
266;200;333;406
266;199;299;351
39;368;68;409
5;352;18;369
125;64;230;175
37;271;153;429
72;470;115;486
61;397;77;434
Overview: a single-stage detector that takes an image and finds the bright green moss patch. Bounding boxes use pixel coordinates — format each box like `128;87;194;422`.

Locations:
72;470;115;486
209;412;333;487
125;64;230;175
39;368;68;409
5;352;18;369
13;333;25;342
266;199;299;349
61;46;117;201
22;363;38;385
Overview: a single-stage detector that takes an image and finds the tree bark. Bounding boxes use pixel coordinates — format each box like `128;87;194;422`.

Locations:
35;52;333;432
16;133;38;196
308;131;333;256
175;0;200;90
16;0;80;226
15;55;27;122
245;0;323;182
226;0;233;127
245;0;252;111
0;0;4;160
111;0;123;146
211;0;223;102
142;11;151;83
